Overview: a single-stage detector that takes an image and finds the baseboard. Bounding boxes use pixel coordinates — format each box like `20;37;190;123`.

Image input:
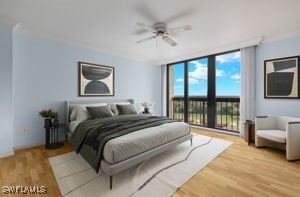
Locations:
191;125;240;136
0;150;15;158
14;143;44;151
13;140;67;151
1;141;66;157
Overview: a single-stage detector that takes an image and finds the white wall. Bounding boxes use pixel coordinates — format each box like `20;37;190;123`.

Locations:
0;25;14;156
255;36;300;117
11;31;161;149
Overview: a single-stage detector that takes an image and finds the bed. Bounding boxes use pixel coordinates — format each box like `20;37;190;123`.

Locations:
64;99;193;189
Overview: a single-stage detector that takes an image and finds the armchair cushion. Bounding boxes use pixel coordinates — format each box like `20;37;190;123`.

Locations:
256;129;286;143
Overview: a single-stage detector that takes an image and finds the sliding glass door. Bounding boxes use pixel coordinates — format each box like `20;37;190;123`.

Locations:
167;51;241;133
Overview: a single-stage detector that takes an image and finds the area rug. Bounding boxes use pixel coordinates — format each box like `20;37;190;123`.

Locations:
49;134;232;197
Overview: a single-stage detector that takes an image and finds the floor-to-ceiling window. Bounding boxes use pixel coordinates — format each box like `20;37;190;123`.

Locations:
167;50;241;133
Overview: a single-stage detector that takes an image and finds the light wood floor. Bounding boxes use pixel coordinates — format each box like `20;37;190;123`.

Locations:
1;128;299;196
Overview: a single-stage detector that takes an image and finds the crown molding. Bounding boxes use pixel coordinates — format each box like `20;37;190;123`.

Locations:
0;17;19;29
157;31;300;65
158;36;263;65
261;30;300;44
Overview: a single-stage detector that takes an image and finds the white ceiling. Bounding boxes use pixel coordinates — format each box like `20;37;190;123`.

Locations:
1;0;300;65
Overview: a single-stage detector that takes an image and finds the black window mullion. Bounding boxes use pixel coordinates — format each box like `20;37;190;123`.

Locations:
207;56;216;128
184;62;188;123
166;65;170;117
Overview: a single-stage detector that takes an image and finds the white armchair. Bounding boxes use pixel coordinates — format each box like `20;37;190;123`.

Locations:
255;116;300;161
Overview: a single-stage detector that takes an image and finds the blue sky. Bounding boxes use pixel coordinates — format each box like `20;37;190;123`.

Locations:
173;51;240;96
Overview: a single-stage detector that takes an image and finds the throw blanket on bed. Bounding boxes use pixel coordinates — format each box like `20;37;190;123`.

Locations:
70;115;177;172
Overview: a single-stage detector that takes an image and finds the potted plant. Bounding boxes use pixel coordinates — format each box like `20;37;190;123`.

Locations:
39;109;59;127
51;111;59;126
141;101;153;114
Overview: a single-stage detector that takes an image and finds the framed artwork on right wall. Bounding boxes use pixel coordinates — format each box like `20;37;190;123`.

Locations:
264;56;300;99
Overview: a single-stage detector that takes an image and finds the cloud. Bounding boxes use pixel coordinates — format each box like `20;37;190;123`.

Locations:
174;85;183;89
230;73;240;84
175;60;226;87
189;60;225;79
188;61;208;80
189;78;199;84
216;69;225;77
216;51;240;64
176;78;184;82
176;77;199;84
230;73;240;80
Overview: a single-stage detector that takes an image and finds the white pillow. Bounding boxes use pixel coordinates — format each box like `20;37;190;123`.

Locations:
70;103;107;122
70;107;78;121
75;106;89;122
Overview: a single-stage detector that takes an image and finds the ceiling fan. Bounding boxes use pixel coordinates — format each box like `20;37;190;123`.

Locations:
136;22;192;47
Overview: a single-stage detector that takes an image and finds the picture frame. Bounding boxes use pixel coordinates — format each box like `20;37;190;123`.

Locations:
264;56;300;99
78;61;115;96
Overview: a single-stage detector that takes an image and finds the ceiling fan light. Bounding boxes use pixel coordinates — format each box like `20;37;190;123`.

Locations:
135;21;187;47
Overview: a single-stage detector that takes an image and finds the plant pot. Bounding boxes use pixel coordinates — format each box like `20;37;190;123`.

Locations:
45;119;52;127
144;107;150;114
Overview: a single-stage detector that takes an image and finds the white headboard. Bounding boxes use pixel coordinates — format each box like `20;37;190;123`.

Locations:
64;98;134;135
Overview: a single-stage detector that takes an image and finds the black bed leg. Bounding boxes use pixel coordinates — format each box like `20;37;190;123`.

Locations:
110;176;113;190
190;138;193;146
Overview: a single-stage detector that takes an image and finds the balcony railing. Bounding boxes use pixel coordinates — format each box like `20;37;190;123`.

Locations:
171;96;240;133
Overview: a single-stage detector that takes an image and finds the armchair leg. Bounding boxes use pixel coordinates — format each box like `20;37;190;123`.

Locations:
110;176;113;190
190;138;193;147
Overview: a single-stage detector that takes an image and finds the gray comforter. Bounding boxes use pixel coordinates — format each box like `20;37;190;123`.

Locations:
70;115;177;172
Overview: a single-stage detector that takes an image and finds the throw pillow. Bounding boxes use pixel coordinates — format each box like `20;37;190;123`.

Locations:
86;105;114;119
116;104;137;115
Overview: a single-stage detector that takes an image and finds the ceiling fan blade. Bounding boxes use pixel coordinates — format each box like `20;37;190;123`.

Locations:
162;36;177;46
168;25;192;34
164;8;196;23
136;35;156;44
134;29;149;35
136;22;156;33
136;4;160;23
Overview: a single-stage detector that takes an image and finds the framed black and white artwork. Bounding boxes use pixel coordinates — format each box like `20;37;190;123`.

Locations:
78;62;115;96
264;56;299;98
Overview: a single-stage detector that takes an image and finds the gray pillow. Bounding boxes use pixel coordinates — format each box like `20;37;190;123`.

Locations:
116;104;137;115
86;105;114;119
109;104;119;116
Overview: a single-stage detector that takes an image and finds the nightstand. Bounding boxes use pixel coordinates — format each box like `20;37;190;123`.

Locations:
44;123;65;149
244;121;255;145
